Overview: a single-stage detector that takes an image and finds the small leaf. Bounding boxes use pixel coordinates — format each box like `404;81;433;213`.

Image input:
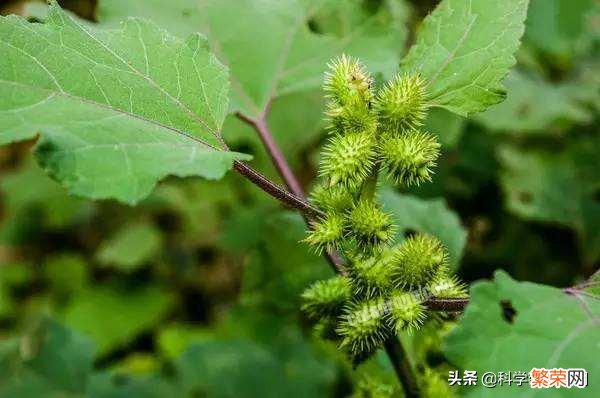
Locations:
445;270;600;397
0;4;249;204
96;221;163;271
401;0;530;116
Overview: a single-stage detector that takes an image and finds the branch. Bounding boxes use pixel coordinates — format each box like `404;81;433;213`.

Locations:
233;160;323;218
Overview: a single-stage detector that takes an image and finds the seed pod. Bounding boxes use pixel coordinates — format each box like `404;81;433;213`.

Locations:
380;129;440;187
310;183;355;214
346;200;394;251
347;249;395;298
326;98;378;136
391;234;448;289
324;54;373;107
374;73;427;132
301;276;351;319
320;133;376;191
337;297;390;356
303;213;345;254
426;271;467;299
387;291;426;334
313;317;343;341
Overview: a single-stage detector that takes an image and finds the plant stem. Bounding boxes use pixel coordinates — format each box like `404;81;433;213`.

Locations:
384;338;420;398
236;114;346;274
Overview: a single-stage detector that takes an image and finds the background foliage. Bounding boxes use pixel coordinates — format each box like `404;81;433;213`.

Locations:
0;0;598;397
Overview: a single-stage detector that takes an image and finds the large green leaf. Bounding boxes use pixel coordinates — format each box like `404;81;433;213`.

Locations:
380;189;467;269
401;0;529;116
97;0;408;120
0;4;249;204
62;285;174;355
498;141;600;263
475;71;593;133
445;271;600;397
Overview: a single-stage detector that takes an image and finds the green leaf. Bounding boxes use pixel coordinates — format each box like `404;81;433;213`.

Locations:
0;4;249;204
445;270;600;397
221;209;331;310
380;189;467;269
524;0;597;62
62;285;174;355
44;253;89;298
475;71;593;133
0;160;91;243
0;318;94;397
424;107;465;148
401;0;529;116
96;221;163;272
498;141;600;263
97;0;408;120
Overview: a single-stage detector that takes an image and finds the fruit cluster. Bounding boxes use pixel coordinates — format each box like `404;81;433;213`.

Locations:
301;56;467;364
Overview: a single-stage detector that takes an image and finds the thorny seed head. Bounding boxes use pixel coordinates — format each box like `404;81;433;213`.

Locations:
387;291;427;334
380;129;440;187
326;99;378;136
310;183;355;214
337;297;390;357
426;271;468;299
303;213;345;254
346;200;395;251
324;54;373;107
391;234;448;289
347;249;395;298
301;276;351;319
319;133;376;191
374;73;428;131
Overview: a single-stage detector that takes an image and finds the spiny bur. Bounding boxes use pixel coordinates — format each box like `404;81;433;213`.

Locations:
426;272;467;299
320;133;376;190
388;292;427;334
338;298;390;356
380;130;440;187
392;234;448;289
346;200;394;251
324;55;373;107
301;276;351;319
374;73;428;131
304;213;345;254
348;250;395;298
310;184;354;214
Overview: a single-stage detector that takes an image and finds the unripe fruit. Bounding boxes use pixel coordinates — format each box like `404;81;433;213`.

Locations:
310;183;355;213
391;234;448;289
346;200;394;250
348;249;395;298
338;298;390;356
380;129;440;187
374;73;427;131
387;291;426;334
304;213;345;254
426;271;467;299
301;276;351;319
324;54;373;107
320;133;376;191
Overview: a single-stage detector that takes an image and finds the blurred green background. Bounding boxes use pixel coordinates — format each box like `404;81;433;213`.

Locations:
0;0;598;397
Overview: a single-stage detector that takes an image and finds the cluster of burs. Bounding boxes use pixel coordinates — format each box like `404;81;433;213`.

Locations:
301;56;467;364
